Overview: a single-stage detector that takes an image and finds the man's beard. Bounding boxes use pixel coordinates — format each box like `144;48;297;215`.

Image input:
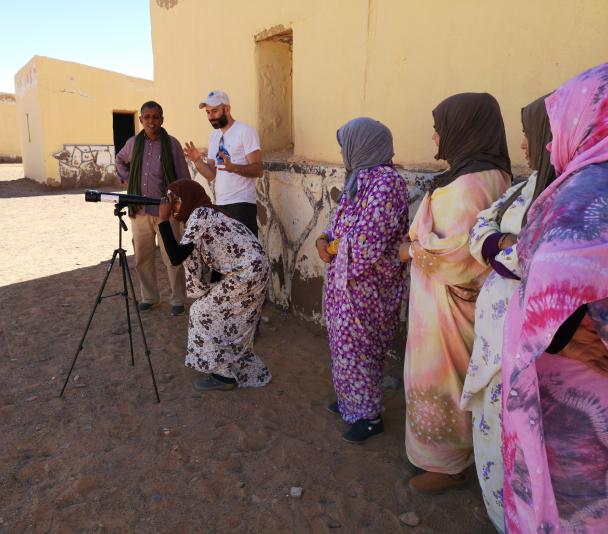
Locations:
210;112;228;129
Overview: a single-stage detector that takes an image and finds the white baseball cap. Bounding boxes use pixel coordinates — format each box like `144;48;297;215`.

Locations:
199;90;230;109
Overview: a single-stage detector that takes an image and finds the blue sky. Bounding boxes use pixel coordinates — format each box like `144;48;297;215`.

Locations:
0;0;153;93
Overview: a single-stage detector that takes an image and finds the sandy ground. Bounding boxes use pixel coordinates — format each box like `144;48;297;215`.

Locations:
0;165;495;533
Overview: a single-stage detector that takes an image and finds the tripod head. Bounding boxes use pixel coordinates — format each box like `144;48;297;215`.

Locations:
113;202;129;231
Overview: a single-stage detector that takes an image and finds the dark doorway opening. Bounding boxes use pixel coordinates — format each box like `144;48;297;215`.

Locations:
113;112;136;155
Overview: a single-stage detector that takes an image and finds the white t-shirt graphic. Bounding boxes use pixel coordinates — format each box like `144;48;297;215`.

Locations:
207;120;261;205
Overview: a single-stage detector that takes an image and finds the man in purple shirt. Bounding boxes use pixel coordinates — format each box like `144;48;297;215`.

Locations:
115;101;191;316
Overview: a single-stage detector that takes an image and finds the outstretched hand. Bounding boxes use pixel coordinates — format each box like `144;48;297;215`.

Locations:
184;141;202;163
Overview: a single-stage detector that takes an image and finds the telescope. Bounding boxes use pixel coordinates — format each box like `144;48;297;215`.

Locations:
84;190;161;205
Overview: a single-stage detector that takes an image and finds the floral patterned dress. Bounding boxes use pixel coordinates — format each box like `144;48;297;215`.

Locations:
324;165;409;423
462;173;537;533
180;207;271;387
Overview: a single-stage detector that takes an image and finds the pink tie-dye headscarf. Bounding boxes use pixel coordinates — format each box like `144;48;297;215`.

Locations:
525;63;608;226
502;63;608;533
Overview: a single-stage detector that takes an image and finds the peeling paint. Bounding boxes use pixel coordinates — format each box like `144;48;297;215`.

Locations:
156;0;179;9
291;271;324;321
254;25;292;43
0;93;16;104
254;160;436;324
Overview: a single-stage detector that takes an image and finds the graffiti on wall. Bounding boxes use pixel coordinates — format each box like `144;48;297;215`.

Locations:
53;145;118;188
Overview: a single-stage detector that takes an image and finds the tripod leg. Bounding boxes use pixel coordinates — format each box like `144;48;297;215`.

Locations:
118;250;135;366
60;250;120;397
122;251;161;403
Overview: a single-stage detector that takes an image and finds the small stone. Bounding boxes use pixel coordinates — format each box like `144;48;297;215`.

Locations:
75;383;87;388
73;374;80;382
290;486;303;498
110;325;128;336
251;494;261;504
382;375;403;390
25;396;38;402
327;517;341;529
237;481;245;488
268;326;277;332
399;511;420;527
162;428;171;436
261;315;270;323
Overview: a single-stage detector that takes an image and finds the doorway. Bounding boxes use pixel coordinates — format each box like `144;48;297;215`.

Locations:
113;112;136;155
256;29;293;153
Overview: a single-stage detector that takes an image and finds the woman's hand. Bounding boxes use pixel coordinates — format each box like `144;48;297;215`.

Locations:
316;238;333;263
159;196;172;222
499;233;518;250
184;141;202;163
399;239;412;262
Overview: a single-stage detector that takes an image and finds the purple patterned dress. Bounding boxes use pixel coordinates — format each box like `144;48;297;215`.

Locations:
323;165;409;423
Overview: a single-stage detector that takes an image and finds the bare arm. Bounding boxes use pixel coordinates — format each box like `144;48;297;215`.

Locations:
184;141;217;181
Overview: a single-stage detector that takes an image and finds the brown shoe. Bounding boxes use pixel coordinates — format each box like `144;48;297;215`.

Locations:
408;469;472;495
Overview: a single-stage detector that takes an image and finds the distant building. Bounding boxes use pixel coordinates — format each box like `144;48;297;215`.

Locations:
15;56;153;187
0;92;21;162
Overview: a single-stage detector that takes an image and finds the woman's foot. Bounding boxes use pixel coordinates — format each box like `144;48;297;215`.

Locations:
408;468;473;495
342;417;384;443
193;374;237;391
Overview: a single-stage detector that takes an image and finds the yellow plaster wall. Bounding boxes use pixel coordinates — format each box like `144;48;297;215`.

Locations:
150;0;608;167
15;56;154;184
15;59;45;179
0;93;21;158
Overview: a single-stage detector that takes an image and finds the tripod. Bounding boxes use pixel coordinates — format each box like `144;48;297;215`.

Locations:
60;203;160;402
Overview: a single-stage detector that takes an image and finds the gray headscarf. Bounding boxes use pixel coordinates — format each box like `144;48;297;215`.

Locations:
337;117;394;199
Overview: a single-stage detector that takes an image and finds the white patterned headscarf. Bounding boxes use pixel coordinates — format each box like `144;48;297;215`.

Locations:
337;117;394;199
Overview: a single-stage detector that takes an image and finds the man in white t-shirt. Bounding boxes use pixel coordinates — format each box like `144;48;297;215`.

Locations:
184;90;263;238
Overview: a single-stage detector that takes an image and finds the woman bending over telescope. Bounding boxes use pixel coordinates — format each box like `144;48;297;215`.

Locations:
157;179;271;391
